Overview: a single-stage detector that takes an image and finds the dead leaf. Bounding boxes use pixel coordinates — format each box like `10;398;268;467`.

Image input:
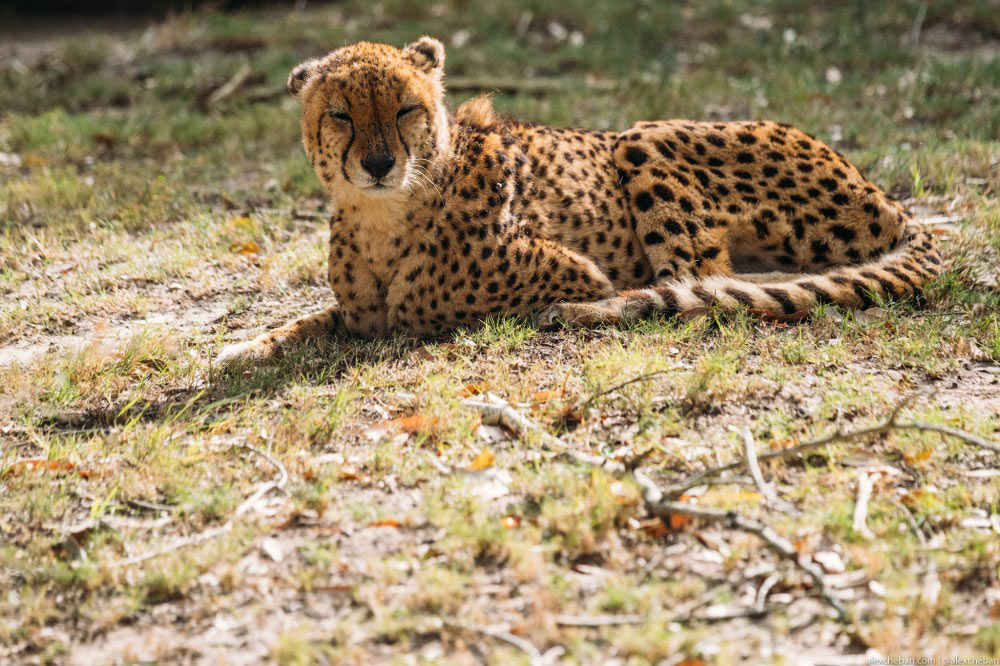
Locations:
530;390;555;404
363;414;432;441
667;513;692;530
459;384;483;397
901;488;933;507
501;516;521;529
636;517;670;537
394;414;427;432
338;467;372;485
904;449;933;464
22;153;48;169
466;450;494;471
3;458;76;476
230;240;261;255
367;519;402;528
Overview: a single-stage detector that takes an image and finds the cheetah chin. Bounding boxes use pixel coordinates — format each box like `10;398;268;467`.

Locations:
215;36;941;367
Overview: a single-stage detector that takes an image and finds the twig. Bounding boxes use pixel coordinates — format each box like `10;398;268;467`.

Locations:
892;499;927;546
125;498;176;514
755;573;782;612
462;393;625;473
108;444;287;567
666;582;730;622
554;614;643;627
634;469;849;622
425;452;454;475
909;2;928;45
894;421;1000;455
573;369;674;412
442;619;544;665
742;428;796;513
666;392;999;498
851;471;877;539
203;63;253;109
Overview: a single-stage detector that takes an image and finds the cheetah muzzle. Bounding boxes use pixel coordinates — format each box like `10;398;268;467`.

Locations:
214;36;942;367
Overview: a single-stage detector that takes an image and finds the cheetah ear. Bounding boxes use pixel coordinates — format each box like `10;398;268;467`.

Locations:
287;58;322;98
403;36;445;74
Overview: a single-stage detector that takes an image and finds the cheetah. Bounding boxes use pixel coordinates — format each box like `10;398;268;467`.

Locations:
215;36;941;366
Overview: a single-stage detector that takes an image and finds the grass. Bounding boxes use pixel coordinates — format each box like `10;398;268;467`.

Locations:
1;0;1000;663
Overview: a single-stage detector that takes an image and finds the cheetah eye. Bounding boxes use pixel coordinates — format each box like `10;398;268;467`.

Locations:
397;105;420;119
329;111;352;123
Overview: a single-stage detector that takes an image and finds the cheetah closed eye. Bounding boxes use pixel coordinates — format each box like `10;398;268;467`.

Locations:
214;36;941;367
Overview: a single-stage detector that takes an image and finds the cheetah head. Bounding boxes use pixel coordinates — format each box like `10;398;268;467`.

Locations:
288;37;449;200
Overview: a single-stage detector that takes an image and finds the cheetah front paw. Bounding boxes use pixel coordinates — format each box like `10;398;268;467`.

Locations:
214;338;275;369
535;304;566;329
536;300;624;328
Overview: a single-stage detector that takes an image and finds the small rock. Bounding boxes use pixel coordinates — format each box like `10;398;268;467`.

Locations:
260;537;284;563
813;550;845;574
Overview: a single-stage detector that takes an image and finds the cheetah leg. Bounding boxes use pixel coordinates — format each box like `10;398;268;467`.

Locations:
214;304;344;368
536;288;680;328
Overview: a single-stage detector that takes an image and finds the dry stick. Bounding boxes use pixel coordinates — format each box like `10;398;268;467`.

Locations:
633;469;849;622
666;582;731;622
461;394;625;474
755;573;782;613
742;428;797;514
851;471;877;540
109;444;287;567
204;63;253;108
554;614;643;627
666;394;1000;499
462;396;848;619
442;619;544;665
573;369;675;413
892;499;928;546
558;580;732;627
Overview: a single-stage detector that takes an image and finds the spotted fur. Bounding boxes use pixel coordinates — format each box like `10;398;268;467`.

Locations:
215;37;942;365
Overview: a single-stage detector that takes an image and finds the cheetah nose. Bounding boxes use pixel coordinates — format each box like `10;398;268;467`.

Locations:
361;152;395;180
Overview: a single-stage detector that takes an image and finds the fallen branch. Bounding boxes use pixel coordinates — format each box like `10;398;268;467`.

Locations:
554;614;642;627
109;444;287;567
667;392;999;499
851;471;878;539
201;63;253;110
572;369;674;413
755;573;782;613
742;428;797;513
442;619;546;665
462;393;625;473
892;499;928;546
634;469;849;622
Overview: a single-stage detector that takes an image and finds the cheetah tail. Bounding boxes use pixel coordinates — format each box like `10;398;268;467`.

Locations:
640;225;943;318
